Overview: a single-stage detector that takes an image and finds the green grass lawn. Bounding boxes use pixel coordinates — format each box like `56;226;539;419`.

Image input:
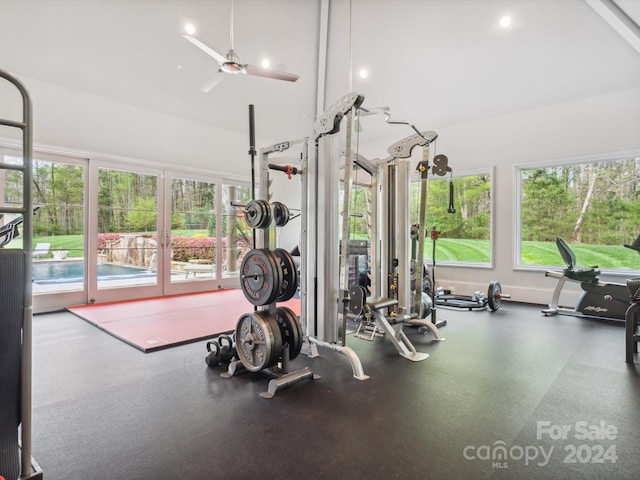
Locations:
7;233;640;269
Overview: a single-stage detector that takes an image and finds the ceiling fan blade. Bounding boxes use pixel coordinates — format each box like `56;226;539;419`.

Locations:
183;34;227;65
200;75;226;93
244;64;299;82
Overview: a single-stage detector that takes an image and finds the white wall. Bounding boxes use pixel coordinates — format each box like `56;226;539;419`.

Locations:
425;87;640;304
1;75;269;179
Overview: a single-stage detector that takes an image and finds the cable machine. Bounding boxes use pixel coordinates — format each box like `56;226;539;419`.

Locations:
216;92;454;390
0;69;43;480
378;131;449;336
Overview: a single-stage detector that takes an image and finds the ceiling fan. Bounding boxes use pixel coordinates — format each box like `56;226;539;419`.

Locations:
183;0;299;92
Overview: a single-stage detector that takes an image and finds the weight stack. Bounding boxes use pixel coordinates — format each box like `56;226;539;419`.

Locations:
0;250;24;480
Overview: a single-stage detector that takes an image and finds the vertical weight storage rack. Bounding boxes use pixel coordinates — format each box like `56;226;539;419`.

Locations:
0;69;42;480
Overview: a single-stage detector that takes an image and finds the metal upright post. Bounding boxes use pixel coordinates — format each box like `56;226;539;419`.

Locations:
338;110;355;345
248;104;257;249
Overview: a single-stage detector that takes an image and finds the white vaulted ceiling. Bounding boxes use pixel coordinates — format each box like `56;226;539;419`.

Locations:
1;0;639;152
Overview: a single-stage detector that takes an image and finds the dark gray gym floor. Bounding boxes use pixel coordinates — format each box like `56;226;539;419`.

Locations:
31;302;639;480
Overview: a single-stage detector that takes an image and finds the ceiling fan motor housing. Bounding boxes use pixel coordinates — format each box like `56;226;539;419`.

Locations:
221;49;245;74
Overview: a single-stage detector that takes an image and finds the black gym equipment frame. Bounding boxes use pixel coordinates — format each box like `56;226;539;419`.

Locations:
0;69;43;480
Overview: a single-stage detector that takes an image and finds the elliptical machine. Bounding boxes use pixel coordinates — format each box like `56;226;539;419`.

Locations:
542;235;640;322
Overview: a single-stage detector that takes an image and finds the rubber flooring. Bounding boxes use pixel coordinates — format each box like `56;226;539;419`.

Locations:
30;302;640;480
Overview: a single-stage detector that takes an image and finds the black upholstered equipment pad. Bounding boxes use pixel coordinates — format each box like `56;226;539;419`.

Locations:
0;249;24;480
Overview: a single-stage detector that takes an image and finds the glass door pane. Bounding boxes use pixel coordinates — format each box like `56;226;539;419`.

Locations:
2;152;86;295
97;168;159;290
168;177;216;285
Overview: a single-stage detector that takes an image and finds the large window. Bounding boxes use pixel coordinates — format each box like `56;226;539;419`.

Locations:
411;170;493;265
517;154;640;270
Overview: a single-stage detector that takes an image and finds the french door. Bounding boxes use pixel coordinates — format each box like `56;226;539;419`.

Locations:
21;152;249;312
162;173;251;296
90;164;248;303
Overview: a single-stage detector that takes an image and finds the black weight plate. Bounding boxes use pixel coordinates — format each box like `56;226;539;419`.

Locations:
275;306;304;360
272;201;290;227
244;199;272;229
257;200;272;229
273;248;298;302
243;199;262;228
235;311;282;372
240;249;283;306
487;281;502;311
265;249;284;303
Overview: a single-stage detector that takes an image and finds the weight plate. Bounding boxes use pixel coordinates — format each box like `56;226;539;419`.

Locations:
244;199;272;229
240;249;283;306
421;292;433;318
273;248;298;302
272;201;290;227
275;306;304;360
487;281;502;311
235;311;282;372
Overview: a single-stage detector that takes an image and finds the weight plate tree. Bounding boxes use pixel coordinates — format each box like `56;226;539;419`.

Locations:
235;311;283;372
273;248;298;302
240;248;283;306
275;306;304;360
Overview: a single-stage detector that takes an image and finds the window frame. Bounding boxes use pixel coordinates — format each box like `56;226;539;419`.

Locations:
514;149;640;275
415;166;495;269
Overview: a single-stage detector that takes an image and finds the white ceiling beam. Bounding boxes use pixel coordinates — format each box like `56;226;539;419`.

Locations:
585;0;640;55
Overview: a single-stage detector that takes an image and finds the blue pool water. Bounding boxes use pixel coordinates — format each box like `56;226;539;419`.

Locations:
33;260;155;284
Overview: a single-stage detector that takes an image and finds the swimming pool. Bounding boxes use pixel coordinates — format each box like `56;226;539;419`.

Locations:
32;260;156;284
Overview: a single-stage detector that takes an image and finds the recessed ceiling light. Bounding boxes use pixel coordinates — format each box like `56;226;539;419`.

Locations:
359;69;368;79
185;23;196;35
261;58;271;69
499;15;511;28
